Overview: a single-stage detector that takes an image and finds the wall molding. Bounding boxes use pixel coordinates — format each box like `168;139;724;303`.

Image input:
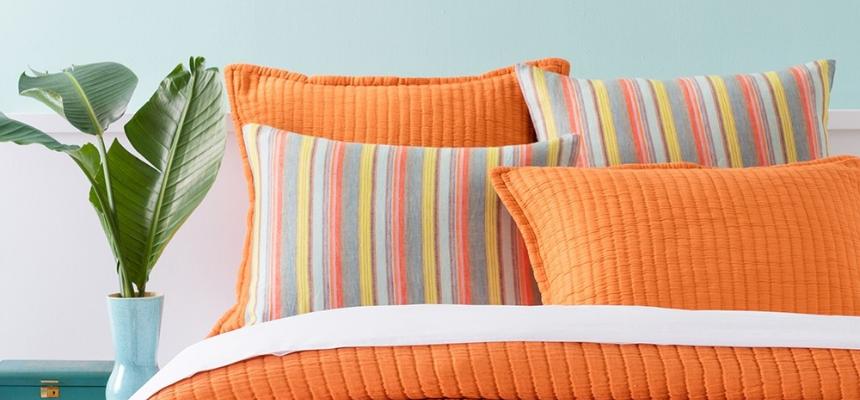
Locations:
828;110;860;132
7;113;234;135
7;110;860;135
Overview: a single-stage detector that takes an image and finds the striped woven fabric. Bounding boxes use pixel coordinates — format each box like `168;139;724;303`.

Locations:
516;60;835;167
241;124;578;324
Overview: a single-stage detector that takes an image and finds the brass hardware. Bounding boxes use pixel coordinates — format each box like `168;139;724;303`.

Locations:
40;386;60;398
40;380;60;398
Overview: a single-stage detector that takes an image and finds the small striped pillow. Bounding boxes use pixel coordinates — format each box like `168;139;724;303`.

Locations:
240;124;579;324
516;60;835;167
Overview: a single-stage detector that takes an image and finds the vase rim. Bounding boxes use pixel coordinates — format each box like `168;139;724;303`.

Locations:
107;292;162;300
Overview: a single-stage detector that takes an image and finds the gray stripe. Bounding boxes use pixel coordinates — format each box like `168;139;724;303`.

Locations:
436;148;454;304
722;76;756;166
604;80;637;164
373;148;390;305
753;73;784;164
280;133;300;317
309;139;327;310
696;76;729;166
638;78;668;163
779;68;810;159
404;150;425;303
547;71;573;136
467;150;488;304
339;142;362;307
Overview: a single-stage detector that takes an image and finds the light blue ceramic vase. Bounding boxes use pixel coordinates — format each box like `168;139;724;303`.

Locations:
106;293;163;400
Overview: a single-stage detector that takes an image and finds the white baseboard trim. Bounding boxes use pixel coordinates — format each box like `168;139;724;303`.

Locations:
828;110;860;132
6;110;860;135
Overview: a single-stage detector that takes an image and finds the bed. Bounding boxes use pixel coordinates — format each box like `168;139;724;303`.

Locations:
137;58;858;399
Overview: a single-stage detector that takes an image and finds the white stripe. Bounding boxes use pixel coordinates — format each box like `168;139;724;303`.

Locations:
132;304;860;399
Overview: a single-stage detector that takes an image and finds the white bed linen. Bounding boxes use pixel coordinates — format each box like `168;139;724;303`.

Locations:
132;304;860;399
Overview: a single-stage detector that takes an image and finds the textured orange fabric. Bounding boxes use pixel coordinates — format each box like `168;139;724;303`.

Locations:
492;156;860;314
214;58;571;335
150;342;860;399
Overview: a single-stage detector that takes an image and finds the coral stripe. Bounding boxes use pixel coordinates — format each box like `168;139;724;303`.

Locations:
394;147;409;304
737;75;769;166
679;78;710;166
620;79;648;163
560;78;588;166
456;150;472;303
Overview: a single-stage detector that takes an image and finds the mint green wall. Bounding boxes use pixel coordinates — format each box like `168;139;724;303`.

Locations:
2;0;858;112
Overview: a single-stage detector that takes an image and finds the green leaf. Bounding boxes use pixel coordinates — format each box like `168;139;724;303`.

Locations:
113;57;226;288
0;112;78;152
18;62;138;135
68;143;101;179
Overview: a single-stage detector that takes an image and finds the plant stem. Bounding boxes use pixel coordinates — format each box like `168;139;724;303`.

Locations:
96;133;133;298
95;134;115;210
118;261;134;298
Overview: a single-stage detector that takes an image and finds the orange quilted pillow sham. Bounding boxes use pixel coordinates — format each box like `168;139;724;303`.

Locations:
214;58;570;335
225;58;568;147
492;156;860;315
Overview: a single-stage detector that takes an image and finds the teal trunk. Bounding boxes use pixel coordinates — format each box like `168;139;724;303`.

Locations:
0;360;113;399
106;293;163;400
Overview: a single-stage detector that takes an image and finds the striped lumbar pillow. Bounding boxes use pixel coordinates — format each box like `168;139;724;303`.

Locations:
240;124;579;324
516;60;835;167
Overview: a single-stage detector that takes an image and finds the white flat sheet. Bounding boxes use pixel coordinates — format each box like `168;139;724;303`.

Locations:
132;304;860;400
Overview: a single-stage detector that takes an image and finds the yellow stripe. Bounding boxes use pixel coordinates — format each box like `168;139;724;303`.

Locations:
765;71;797;163
650;80;683;163
592;81;621;165
709;76;743;167
532;68;559;140
817;60;831;147
818;60;831;127
483;147;502;304
421;149;438;304
244;124;262;324
547;133;560;166
294;135;314;314
358;144;376;306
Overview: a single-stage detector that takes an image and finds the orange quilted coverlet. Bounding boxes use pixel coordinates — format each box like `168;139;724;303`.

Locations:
150;342;860;399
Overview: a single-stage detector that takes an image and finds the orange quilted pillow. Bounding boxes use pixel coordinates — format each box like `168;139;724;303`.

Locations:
214;58;570;335
225;58;569;147
492;156;860;315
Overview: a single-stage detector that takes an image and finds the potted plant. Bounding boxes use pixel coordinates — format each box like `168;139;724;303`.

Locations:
0;57;226;399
